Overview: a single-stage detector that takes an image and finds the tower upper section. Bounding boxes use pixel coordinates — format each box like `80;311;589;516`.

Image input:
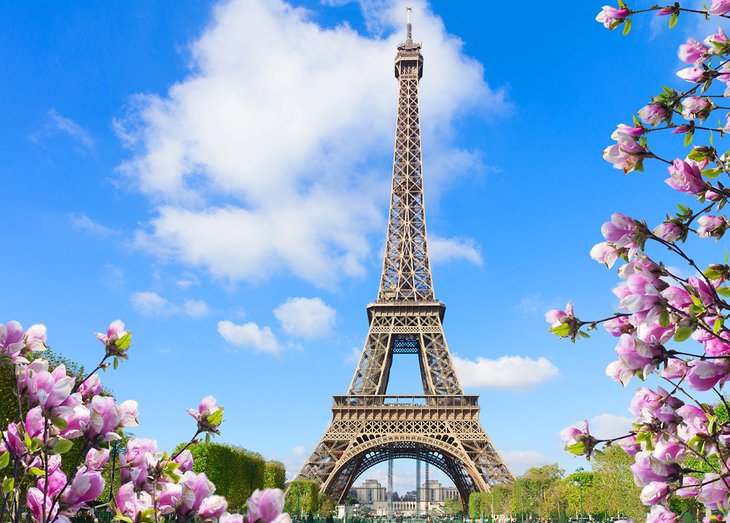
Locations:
377;13;434;303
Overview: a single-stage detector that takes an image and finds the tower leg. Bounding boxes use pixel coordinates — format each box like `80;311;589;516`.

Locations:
416;457;421;518
388;448;394;521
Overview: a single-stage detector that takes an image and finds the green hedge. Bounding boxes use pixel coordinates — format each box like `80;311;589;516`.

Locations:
264;460;286;489
185;442;269;510
285;480;320;516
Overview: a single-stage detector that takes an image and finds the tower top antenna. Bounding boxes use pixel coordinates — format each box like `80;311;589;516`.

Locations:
406;7;412;42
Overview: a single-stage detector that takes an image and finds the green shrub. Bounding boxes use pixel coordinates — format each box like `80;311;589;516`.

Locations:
285;480;320;516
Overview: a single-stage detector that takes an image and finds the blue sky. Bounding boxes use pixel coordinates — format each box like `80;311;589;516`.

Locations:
0;0;713;495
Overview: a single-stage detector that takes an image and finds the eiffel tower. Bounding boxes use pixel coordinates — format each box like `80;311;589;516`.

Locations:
296;13;514;505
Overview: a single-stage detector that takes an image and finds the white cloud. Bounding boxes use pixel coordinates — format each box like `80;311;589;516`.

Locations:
131;291;210;318
453;355;560;390
69;213;114;236
428;234;482;266
501;450;551;476
345;346;361;365
516;293;544;315
117;0;507;288
217;319;280;355
273;297;336;339
43;109;95;150
588;413;634;440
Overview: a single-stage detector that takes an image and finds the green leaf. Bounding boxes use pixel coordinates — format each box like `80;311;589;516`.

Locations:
705;267;723;280
711;131;715;146
2;477;13;493
688;148;708;161
28;467;45;477
550;323;571;337
714;317;725;334
579;331;591;339
718;286;730;297
52;439;74;455
566;441;586;456
51;417;67;430
701;168;722;179
678;203;691;214
205;433;211;444
115;332;132;350
684;130;694;147
0;452;9;469
622;17;632;36
674;326;694;342
669;12;679;28
617;0;627;7
659;309;670;327
207;409;224;426
113;358;119;370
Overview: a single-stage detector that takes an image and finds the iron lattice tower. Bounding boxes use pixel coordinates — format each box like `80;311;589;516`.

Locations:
296;15;514;505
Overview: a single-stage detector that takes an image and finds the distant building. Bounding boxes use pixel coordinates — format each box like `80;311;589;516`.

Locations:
347;479;458;516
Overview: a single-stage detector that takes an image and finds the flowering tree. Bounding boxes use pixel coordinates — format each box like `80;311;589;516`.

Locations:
548;2;730;523
0;320;292;523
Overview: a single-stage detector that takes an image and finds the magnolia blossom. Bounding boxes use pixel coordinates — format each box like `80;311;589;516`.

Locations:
641;482;670;505
630;452;680;486
697;473;730;510
685;359;728;391
187;395;224;434
646;505;678;523
603;128;646;173
666;159;706;194
590;242;620;268
681;97;712;121
679;38;709;63
596;6;630;29
709;0;730;16
638;104;667;126
697;215;727;238
677;67;706;83
705;27;729;52
246;489;288;523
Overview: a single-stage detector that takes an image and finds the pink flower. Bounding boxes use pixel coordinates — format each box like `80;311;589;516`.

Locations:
677;67;706;83
681;97;712;121
245;489;287;523
697;473;730;509
596;6;630;29
677;476;701;498
95;319;130;357
646;505;678;523
653;221;682;242
85;448;110;471
676;405;709;441
630;387;682;422
174;449;194;473
199;495;229;519
27;364;75;411
657;7;676;15
187;395;224;434
601;213;642;248
640;482;670;505
604;316;632;337
86;396;123;442
666;159;706;194
697;215;727;238
221;515;246;523
631;452;680;486
0;321;26;362
25;324;47;353
77;374;101;398
63;467;105;506
590;242;620;268
638;104;667;126
679;38;709;63
705;333;730;356
662;358;688;379
705;28;729;53
689;276;717;305
686;359;728;391
179;471;216;515
618;434;641;455
661;286;692;309
652;439;686;462
606;358;635;385
603;132;646;173
159;483;183;515
709;0;730;15
117;481;153;520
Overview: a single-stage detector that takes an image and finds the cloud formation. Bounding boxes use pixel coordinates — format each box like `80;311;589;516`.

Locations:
217;320;280;355
274;297;336;339
131;291;210;318
429;234;482;265
42;109;95;150
501;450;551;476
453;355;560;390
118;0;506;287
589;413;634;440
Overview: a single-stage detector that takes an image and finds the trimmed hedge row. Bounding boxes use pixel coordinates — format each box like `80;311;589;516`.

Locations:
184;442;286;510
264;460;286;489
